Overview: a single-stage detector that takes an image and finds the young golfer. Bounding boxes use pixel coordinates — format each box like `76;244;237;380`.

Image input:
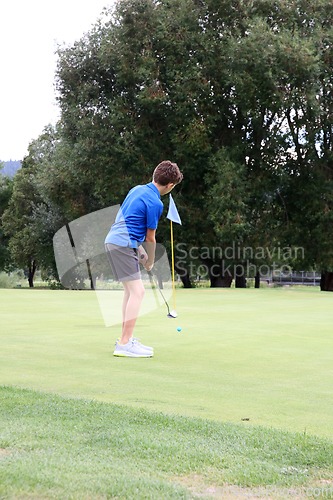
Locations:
105;160;183;357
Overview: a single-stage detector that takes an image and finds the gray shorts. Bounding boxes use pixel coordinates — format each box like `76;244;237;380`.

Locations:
105;243;141;282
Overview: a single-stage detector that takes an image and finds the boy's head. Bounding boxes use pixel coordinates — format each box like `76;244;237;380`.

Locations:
153;160;183;187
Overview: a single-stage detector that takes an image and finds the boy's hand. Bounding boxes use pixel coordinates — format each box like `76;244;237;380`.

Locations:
141;233;156;272
138;245;147;260
138;245;153;271
144;261;154;271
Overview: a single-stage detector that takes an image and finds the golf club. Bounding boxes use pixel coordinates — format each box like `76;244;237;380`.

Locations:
148;270;178;318
140;254;177;318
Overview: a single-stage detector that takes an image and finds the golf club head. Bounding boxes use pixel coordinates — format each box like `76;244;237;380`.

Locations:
167;310;178;319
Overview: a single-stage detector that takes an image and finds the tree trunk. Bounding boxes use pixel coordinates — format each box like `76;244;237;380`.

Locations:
86;259;95;290
255;271;260;289
200;259;233;288
320;271;333;291
28;259;36;288
157;272;163;289
210;274;233;287
235;265;246;288
175;265;192;288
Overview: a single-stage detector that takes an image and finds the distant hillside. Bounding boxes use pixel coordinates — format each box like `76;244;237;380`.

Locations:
1;160;21;177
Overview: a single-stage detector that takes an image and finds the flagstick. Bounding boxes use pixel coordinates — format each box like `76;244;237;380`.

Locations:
170;220;176;311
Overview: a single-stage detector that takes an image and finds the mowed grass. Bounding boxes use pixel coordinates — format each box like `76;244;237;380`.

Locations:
0;288;333;437
1;386;333;500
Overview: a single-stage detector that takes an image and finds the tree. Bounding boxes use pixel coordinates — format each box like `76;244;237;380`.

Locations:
267;0;333;290
47;0;333;289
2;154;42;287
0;170;14;272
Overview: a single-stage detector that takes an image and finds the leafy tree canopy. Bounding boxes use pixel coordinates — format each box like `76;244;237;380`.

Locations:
5;0;332;288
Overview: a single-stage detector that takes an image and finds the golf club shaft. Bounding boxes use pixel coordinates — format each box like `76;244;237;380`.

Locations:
147;270;171;314
140;253;172;315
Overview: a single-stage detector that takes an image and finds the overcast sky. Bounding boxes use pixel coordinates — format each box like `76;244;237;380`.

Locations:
0;0;115;162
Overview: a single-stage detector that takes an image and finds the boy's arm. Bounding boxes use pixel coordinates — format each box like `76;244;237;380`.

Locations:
143;228;156;271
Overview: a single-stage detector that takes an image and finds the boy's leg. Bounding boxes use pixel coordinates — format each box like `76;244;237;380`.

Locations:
119;279;145;345
122;284;130;332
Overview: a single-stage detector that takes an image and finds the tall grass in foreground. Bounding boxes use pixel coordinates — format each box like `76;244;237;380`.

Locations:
0;387;332;499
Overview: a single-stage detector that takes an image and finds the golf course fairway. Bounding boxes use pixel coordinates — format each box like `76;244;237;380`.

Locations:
0;287;332;438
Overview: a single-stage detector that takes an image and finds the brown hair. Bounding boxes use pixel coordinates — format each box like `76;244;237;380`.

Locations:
153;160;183;186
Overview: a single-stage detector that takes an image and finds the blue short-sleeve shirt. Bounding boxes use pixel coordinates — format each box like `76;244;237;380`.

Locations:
104;183;163;248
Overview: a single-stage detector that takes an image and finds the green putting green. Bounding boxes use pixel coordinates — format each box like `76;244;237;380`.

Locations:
0;287;332;437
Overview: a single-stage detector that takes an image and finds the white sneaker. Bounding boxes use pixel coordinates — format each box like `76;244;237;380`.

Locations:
132;337;154;352
116;337;154;353
113;339;154;357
